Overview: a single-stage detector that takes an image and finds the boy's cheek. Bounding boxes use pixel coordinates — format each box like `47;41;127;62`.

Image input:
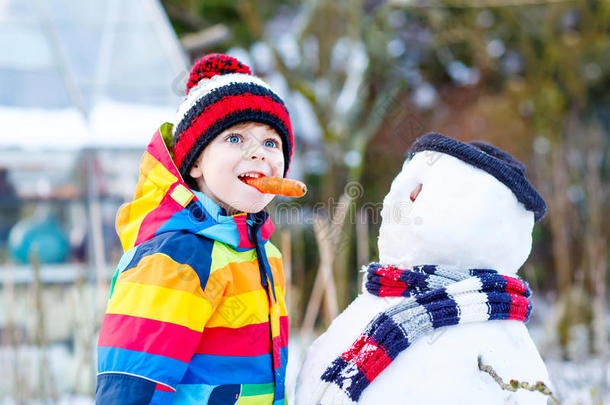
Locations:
270;152;284;175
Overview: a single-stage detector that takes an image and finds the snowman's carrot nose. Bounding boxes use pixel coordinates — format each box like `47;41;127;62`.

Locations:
410;183;422;202
243;176;307;197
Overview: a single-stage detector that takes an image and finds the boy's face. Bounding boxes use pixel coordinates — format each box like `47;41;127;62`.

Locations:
189;122;284;215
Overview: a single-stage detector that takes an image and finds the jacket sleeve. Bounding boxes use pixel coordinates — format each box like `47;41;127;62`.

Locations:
96;233;218;404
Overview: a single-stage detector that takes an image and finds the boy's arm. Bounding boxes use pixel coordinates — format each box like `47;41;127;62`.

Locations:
96;233;217;404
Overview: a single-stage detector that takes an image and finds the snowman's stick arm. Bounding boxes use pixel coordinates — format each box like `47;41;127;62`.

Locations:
477;355;559;404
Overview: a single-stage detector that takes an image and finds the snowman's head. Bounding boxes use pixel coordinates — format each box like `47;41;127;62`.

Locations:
378;133;545;276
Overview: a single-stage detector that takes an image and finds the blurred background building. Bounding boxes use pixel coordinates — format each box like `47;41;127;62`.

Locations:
0;0;187;400
0;0;608;403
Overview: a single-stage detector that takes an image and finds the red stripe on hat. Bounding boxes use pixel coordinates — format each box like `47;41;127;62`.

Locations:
98;313;201;363
174;93;292;170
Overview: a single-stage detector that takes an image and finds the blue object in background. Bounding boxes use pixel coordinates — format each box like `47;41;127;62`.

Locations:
8;215;70;264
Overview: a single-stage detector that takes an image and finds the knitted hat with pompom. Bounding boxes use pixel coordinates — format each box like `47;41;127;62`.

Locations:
408;132;546;222
172;53;293;185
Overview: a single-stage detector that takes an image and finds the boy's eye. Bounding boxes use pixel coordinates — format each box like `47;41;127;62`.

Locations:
264;139;278;148
227;134;242;144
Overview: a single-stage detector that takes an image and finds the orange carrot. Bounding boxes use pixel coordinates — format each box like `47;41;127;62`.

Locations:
243;176;307;197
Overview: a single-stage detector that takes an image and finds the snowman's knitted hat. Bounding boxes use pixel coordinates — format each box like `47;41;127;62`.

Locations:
172;53;293;185
408;132;546;222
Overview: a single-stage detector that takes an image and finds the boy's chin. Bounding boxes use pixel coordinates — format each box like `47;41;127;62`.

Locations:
224;195;274;214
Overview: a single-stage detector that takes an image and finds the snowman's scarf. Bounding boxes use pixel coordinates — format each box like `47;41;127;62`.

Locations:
316;263;532;404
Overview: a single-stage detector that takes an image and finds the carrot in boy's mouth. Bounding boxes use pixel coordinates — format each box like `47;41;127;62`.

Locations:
242;176;307;197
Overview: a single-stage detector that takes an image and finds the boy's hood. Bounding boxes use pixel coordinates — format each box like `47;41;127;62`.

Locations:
116;123;275;252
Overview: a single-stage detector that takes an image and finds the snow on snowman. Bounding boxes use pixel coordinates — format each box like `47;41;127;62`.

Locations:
296;133;554;405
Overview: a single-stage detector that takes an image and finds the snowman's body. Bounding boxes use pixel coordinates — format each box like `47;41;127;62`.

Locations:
296;148;551;405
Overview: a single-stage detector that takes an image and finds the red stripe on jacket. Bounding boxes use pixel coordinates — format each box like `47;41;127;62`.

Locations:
98;313;201;363
196;316;289;356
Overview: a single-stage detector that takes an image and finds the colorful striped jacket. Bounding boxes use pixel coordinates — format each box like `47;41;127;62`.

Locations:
96;124;289;404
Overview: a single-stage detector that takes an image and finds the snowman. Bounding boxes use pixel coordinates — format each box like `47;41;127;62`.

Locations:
296;133;552;405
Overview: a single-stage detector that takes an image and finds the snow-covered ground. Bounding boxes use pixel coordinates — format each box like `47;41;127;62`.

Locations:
526;296;610;405
545;357;609;405
0;342;96;405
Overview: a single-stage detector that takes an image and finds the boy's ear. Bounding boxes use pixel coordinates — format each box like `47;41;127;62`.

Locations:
189;162;203;179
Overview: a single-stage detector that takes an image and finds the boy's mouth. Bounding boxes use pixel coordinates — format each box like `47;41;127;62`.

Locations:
238;171;266;184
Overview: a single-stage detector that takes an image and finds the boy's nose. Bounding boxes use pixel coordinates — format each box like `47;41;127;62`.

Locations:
247;144;266;161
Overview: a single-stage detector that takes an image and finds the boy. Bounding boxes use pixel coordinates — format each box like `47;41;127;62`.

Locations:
96;54;293;405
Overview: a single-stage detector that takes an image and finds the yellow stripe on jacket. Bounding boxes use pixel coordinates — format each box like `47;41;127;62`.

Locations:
107;281;213;332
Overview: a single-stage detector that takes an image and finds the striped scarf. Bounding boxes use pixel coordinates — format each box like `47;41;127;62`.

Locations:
316;263;532;404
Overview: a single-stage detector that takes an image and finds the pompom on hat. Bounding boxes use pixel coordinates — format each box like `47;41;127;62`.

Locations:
408;132;547;222
172;53;294;185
